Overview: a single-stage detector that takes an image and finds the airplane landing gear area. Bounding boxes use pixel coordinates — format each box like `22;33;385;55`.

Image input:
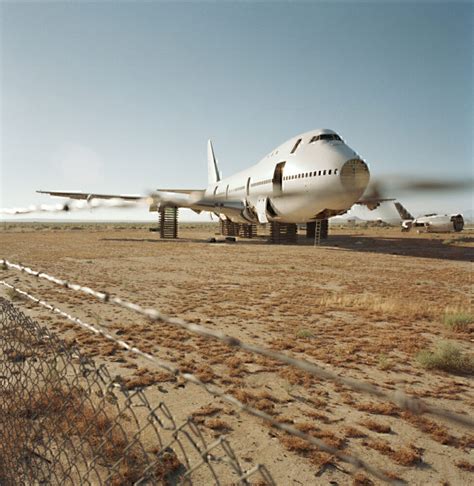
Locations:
220;219;329;244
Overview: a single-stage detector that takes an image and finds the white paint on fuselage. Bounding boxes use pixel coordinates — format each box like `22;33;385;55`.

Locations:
199;128;370;224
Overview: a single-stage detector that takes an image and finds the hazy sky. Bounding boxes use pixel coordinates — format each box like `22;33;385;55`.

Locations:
1;0;472;221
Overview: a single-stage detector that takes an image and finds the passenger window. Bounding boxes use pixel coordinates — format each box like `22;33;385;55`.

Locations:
334;168;338;175
323;170;326;175
318;170;321;176
328;169;332;175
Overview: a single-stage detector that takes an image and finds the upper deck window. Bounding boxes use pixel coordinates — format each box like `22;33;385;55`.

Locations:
309;134;342;143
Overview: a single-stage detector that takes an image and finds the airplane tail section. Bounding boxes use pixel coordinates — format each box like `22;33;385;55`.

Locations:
207;140;221;185
394;201;414;220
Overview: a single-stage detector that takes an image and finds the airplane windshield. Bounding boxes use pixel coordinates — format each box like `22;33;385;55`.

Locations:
310;134;342;143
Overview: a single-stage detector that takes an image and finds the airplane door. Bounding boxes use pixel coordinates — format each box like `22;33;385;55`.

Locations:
272;162;286;194
256;196;269;223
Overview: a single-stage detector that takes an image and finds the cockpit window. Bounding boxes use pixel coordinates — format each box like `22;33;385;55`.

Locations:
290;138;302;154
309;134;342;143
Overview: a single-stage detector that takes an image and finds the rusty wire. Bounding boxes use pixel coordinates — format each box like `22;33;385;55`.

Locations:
1;258;472;431
0;297;272;485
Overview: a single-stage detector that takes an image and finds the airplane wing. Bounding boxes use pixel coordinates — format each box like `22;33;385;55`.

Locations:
36;190;144;201
37;189;209;212
155;189;202;194
355;197;395;210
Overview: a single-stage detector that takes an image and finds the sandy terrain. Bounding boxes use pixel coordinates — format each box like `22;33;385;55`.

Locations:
1;223;473;485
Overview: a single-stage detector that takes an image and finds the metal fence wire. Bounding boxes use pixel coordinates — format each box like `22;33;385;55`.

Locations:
0;298;273;486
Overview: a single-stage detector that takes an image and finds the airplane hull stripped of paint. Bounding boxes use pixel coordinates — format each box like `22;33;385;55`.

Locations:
38;129;372;225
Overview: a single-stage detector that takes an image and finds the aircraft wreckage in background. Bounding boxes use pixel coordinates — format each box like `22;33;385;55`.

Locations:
395;202;464;233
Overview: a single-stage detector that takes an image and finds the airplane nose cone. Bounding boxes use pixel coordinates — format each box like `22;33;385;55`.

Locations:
340;158;370;195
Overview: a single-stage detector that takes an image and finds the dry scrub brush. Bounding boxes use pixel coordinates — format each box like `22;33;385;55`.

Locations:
443;310;474;333
416;341;474;375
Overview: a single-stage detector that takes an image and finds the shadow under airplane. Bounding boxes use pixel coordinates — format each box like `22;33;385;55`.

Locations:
100;234;473;263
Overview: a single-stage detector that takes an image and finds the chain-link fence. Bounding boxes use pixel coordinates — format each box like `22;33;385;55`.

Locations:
0;298;272;485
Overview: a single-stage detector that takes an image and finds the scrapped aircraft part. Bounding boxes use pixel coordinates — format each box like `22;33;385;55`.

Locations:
266;198;279;218
272;161;286;194
400;210;465;233
401;220;412;232
256;196;269;223
394;202;415;220
306;219;328;240
241;200;258;223
269;222;297;244
207;140;221;184
451;214;464;232
340;159;370;195
158;206;178;239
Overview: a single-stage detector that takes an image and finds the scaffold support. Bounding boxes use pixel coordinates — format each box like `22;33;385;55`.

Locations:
269;222;297;244
221;220;240;236
239;223;257;238
159;206;178;239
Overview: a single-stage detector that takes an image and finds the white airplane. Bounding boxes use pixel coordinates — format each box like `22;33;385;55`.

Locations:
395;202;464;233
38;128;375;226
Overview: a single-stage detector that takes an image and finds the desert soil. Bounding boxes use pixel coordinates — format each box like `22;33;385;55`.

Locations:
0;223;473;485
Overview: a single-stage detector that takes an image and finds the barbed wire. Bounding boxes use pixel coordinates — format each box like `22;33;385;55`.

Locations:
0;197;151;215
0;279;398;485
1;258;472;431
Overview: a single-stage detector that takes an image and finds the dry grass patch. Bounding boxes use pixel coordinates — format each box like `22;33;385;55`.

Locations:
364;439;422;466
342;426;367;439
416;341;474;375
456;460;474;472
352;472;375;485
191;405;222;420
318;293;434;319
401;412;460;446
354;401;400;417
280;435;313;453
296;328;315;339
443;310;473;333
205;418;232;433
359;419;392;434
377;354;394;371
123;370;176;390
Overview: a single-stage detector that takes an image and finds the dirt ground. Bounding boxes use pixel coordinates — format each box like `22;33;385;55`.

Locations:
1;222;473;485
